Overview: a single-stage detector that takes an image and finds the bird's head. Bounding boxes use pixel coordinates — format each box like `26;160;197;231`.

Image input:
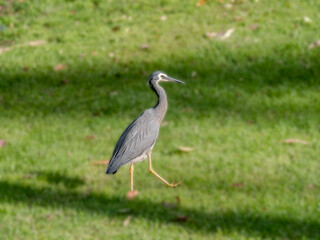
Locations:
147;71;185;87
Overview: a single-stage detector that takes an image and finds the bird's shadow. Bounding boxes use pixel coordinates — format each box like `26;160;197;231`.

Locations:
0;177;319;239
31;170;85;189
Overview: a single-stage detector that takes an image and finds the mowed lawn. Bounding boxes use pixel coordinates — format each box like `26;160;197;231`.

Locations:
0;0;320;239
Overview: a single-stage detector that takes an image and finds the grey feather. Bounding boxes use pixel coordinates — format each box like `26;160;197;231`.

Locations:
106;109;159;174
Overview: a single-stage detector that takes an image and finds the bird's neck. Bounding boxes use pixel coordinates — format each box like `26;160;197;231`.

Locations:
151;82;167;123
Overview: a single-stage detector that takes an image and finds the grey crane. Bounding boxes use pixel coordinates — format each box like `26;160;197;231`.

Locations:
106;71;185;192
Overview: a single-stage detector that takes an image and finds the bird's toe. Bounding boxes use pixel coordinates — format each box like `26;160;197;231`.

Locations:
126;190;139;200
170;181;183;188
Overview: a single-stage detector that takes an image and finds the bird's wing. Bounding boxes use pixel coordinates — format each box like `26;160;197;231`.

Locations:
106;109;159;174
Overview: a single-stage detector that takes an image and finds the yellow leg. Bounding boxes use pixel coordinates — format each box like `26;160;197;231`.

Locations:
148;153;182;188
129;163;134;191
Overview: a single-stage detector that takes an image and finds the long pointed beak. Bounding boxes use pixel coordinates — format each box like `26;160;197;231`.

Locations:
162;76;185;84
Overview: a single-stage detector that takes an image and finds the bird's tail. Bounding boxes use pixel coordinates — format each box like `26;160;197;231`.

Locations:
105;160;118;174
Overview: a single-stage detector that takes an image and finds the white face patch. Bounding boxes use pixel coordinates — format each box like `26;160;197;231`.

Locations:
158;73;168;81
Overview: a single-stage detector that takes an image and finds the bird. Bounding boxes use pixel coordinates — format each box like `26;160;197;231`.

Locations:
106;71;185;192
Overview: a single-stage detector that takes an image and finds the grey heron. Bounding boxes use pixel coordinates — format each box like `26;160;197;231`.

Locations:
106;71;185;192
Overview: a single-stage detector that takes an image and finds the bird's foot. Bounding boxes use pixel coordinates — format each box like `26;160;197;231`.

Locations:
169;181;183;188
126;190;139;200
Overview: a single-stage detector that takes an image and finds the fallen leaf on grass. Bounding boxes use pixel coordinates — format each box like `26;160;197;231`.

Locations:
224;3;233;9
307;184;319;189
162;201;176;209
140;44;150;50
235;92;241;97
231;182;244;188
282;139;310;145
234;16;243;22
23;174;34;179
28;40;46;46
109;91;118;96
173;215;188;222
160;16;167;21
206;28;235;40
178;146;194;152
54;64;67;71
205;32;218;38
61;79;69;84
85;135;95;140
123;215;132;226
247;24;259;30
0;47;11;54
303;16;312;23
308;40;320;50
91;160;110;165
112;26;120;32
0;140;6;147
126;190;139;200
220;28;235;39
196;0;206;7
118;208;131;213
0;40;45;55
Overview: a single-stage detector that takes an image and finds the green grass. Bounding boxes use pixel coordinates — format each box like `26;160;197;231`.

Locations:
1;0;320;239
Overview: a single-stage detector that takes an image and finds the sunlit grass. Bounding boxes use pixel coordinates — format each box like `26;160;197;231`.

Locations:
0;0;320;239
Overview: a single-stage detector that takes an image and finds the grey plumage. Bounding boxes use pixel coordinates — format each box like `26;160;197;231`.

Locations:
106;71;185;179
106;109;159;174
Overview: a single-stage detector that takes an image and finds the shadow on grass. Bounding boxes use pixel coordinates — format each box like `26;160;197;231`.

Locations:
1;51;320;124
33;170;85;189
0;180;319;239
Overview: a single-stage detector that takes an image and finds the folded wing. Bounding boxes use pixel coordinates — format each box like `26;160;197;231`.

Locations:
106;109;159;174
